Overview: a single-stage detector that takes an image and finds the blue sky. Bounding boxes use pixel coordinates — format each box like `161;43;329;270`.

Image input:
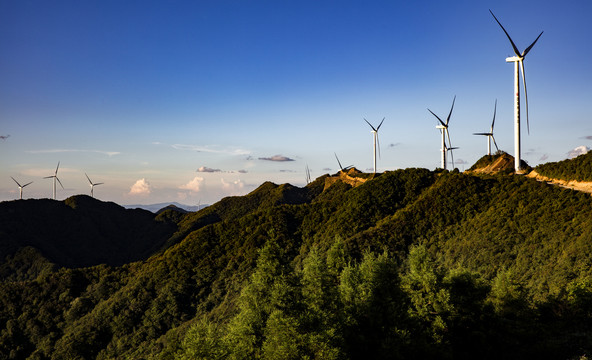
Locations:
1;0;591;205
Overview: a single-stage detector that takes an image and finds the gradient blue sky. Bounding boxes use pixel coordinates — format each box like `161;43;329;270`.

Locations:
1;0;591;205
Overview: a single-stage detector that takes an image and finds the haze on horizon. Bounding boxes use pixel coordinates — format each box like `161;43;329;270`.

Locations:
1;1;591;206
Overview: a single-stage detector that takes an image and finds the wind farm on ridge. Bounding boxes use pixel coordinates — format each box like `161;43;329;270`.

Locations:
4;5;587;206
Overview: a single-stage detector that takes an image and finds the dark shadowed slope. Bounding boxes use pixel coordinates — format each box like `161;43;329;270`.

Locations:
0;195;177;272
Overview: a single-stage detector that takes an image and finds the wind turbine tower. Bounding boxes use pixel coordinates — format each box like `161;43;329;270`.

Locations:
11;177;33;200
473;100;500;156
85;173;104;198
428;96;456;170
44;161;64;200
363;118;385;174
490;10;543;172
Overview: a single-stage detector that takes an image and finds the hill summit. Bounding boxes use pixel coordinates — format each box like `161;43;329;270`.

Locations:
468;151;530;174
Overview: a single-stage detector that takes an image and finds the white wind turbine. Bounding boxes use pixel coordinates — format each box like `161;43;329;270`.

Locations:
85;173;104;198
473;99;500;156
428;96;456;170
44;161;64;200
363;118;384;174
490;9;543;172
11;177;33;200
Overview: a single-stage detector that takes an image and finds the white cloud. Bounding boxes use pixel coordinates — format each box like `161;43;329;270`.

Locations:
258;154;295;162
129;178;151;195
197;166;221;173
179;177;204;193
221;178;245;195
568;146;590;159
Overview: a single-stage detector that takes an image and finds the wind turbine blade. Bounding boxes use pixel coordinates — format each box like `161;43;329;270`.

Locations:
489;9;521;57
56;177;64;189
473;132;490;136
523;31;543;57
446;129;453;154
43;176;54;179
334;152;344;171
446;95;456;126
363;118;377;132
376;117;385;131
519;59;530;134
492;99;497;131
377;133;381;159
492;135;500;152
85;173;93;185
10;176;21;187
449;148;455;169
428;108;446;127
55;161;60;175
23;181;33;187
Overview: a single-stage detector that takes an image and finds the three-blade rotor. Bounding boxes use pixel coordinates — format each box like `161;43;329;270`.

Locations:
334;152;352;172
86;173;104;197
364;117;384;159
490;9;543;134
11;176;33;189
11;176;33;199
44;161;64;189
473;99;500;153
428;96;456;168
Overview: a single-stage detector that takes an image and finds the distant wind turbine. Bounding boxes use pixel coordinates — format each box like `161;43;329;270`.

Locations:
334;152;352;173
85;173;104;198
11;177;33;200
473;99;500;156
44;161;64;200
305;165;311;185
363;117;385;174
428;96;456;170
490;9;543;172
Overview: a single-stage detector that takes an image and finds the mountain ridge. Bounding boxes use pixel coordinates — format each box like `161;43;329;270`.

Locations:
2;159;592;359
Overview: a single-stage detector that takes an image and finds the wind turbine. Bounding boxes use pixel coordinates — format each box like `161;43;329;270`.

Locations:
473;99;500;156
490;9;543;172
11;177;33;200
85;173;104;198
44;161;64;200
334;152;352;173
428;96;456;170
305;165;311;185
363;117;384;174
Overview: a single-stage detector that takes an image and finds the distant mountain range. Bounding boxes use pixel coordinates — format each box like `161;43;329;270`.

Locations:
123;201;205;213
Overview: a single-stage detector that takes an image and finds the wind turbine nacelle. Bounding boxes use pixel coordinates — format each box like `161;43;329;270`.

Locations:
436;125;446;130
506;56;520;63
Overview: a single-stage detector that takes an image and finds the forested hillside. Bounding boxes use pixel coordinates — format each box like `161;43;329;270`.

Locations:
2;168;592;359
536;151;592;182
